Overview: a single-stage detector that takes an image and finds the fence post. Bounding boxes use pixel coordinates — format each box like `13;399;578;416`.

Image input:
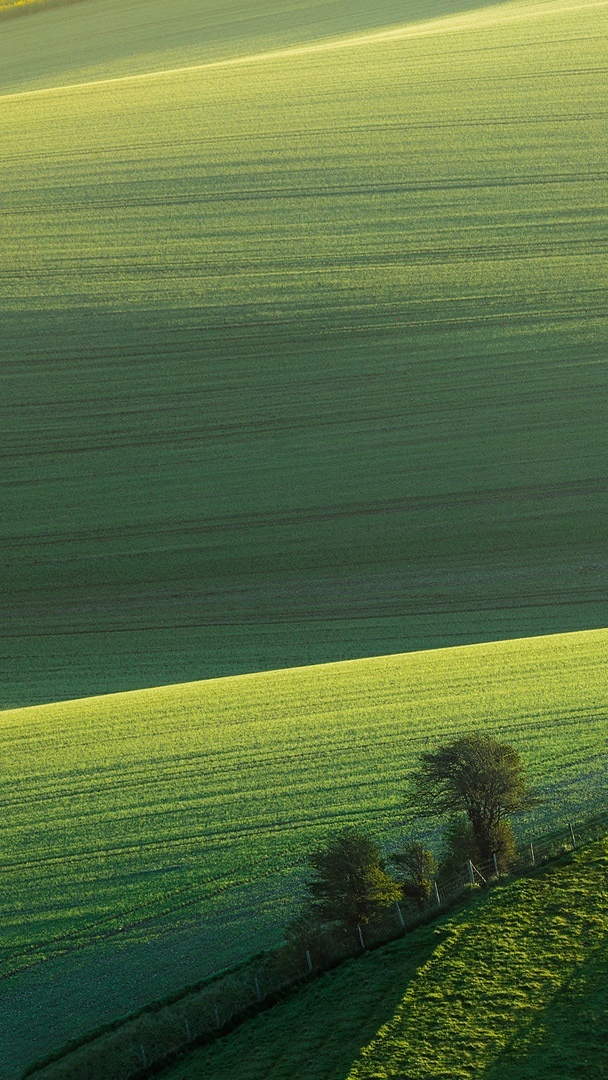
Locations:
530;842;535;866
357;924;365;950
492;853;499;878
568;822;576;848
395;901;405;928
467;859;475;885
434;881;441;907
305;949;313;973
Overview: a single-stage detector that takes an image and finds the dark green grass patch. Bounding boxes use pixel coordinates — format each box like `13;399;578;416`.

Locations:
1;0;607;706
161;837;608;1080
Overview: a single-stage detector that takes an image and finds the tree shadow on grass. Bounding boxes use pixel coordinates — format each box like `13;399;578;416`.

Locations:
482;939;608;1080
169;922;443;1080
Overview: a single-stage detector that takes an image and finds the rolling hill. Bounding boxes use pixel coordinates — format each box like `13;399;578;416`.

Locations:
3;629;608;1077
2;0;607;1075
2;0;607;707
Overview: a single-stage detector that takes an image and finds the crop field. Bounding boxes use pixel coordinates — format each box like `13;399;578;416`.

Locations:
2;628;608;1076
163;834;608;1080
2;0;607;707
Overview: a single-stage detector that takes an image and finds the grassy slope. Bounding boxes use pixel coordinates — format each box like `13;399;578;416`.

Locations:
162;837;608;1080
2;0;607;707
3;629;608;1076
0;0;503;93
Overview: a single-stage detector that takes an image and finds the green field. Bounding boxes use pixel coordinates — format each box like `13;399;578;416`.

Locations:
162;835;608;1080
0;0;511;92
3;629;608;1077
2;0;608;1074
2;0;607;707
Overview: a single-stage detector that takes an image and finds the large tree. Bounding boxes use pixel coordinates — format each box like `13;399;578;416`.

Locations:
304;827;401;933
408;733;537;868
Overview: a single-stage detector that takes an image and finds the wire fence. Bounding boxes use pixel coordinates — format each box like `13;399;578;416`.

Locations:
430;807;608;911
23;807;608;1080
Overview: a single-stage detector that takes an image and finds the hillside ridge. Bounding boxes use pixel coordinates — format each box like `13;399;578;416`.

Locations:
0;624;603;718
2;0;606;101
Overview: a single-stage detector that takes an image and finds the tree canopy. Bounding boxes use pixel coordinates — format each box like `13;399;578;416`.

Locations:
407;732;537;865
304;827;401;931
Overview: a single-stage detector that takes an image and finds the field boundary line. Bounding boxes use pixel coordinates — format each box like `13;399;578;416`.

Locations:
1;0;607;103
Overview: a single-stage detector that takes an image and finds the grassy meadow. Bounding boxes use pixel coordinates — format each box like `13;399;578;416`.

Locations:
163;835;608;1080
2;629;608;1075
2;0;607;706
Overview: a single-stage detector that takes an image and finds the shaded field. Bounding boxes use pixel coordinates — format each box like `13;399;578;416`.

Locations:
2;629;608;1076
163;835;608;1080
2;0;607;706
